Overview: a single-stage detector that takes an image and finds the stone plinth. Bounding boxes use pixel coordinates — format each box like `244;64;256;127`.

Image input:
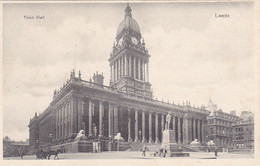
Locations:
117;142;131;151
162;129;176;144
162;130;190;157
51;141;93;153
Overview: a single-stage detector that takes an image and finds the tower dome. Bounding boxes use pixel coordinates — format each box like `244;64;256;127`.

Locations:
116;4;141;37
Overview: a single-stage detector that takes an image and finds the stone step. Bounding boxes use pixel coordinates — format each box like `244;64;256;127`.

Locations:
128;142;160;152
181;145;205;152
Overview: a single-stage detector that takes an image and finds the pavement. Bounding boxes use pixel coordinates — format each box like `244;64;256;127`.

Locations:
4;151;254;160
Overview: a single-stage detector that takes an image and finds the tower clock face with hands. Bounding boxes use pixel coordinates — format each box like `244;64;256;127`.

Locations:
131;36;138;45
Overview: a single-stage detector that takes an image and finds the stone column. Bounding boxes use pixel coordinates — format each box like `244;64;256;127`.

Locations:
64;105;66;137
61;105;64;138
117;59;119;80
59;108;61;139
188;118;192;143
135;110;138;142
57;108;59;139
149;112;152;143
124;54;127;76
136;58;140;80
129;56;132;77
112;64;115;82
114;60;116;81
99;101;104;137
146;62;149;82
121;57;123;78
88;100;93;136
143;61;146;82
133;56;136;79
140;59;143;81
193;119;196;140
119;58;121;79
56;110;58;140
161;114;165;132
117;58;121;80
142;111;146;142
114;62;117;81
171;116;177;143
155;113;159;143
108;103;114;138
70;101;73;135
183;115;189;145
114;106;118;136
64;104;66;137
65;103;68;137
198;119;201;143
178;117;181;144
128;108;132;142
110;64;112;82
114;60;117;81
172;115;175;131
138;58;141;80
78;98;83;132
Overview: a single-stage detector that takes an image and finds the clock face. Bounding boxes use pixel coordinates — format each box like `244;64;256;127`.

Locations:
131;37;138;45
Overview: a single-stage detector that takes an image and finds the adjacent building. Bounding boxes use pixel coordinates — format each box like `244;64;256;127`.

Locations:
232;111;254;150
206;99;254;151
206;99;242;148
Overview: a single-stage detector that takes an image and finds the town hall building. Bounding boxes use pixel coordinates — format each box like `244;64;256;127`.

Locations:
28;4;210;153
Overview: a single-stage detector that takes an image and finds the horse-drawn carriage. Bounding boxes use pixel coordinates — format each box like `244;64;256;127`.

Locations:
36;148;63;160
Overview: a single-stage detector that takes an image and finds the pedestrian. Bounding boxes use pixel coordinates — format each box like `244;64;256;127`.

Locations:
19;148;24;159
160;148;163;157
214;149;218;157
163;148;167;157
142;145;147;157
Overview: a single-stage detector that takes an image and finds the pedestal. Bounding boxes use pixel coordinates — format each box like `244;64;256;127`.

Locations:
162;130;190;157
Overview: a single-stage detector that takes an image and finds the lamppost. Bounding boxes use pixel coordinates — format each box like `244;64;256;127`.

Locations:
49;134;53;143
139;130;142;142
36;140;39;153
49;134;53;147
94;126;97;138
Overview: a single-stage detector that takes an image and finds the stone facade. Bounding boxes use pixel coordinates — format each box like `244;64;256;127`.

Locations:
206;108;241;148
232;112;254;150
205;99;255;151
28;4;210;153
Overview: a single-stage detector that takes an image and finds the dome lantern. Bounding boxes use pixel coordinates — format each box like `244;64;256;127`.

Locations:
125;3;132;18
116;4;141;39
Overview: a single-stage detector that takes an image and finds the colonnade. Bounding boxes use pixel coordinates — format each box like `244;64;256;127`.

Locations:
54;97;206;145
111;55;149;82
55;98;75;140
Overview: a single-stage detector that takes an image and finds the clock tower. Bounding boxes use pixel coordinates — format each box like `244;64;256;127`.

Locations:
108;4;153;99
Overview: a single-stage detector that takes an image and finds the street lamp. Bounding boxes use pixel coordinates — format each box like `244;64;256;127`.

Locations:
49;134;53;145
139;130;142;142
36;140;39;154
94;126;97;138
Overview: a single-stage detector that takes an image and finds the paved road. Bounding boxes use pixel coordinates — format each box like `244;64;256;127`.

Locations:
4;151;254;160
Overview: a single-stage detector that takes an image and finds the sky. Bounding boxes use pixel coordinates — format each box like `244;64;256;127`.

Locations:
2;2;256;141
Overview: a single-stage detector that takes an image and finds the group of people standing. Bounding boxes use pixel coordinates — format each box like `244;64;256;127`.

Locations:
141;145;168;158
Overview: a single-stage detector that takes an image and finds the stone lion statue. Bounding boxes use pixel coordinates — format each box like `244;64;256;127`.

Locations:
190;139;201;147
74;130;87;141
114;133;125;142
207;140;215;146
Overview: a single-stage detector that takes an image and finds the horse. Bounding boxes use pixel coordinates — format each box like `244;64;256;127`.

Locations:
47;149;63;160
36;150;48;159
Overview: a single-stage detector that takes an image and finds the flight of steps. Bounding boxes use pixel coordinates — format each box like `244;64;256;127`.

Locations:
128;142;161;152
181;145;205;152
127;142;206;152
